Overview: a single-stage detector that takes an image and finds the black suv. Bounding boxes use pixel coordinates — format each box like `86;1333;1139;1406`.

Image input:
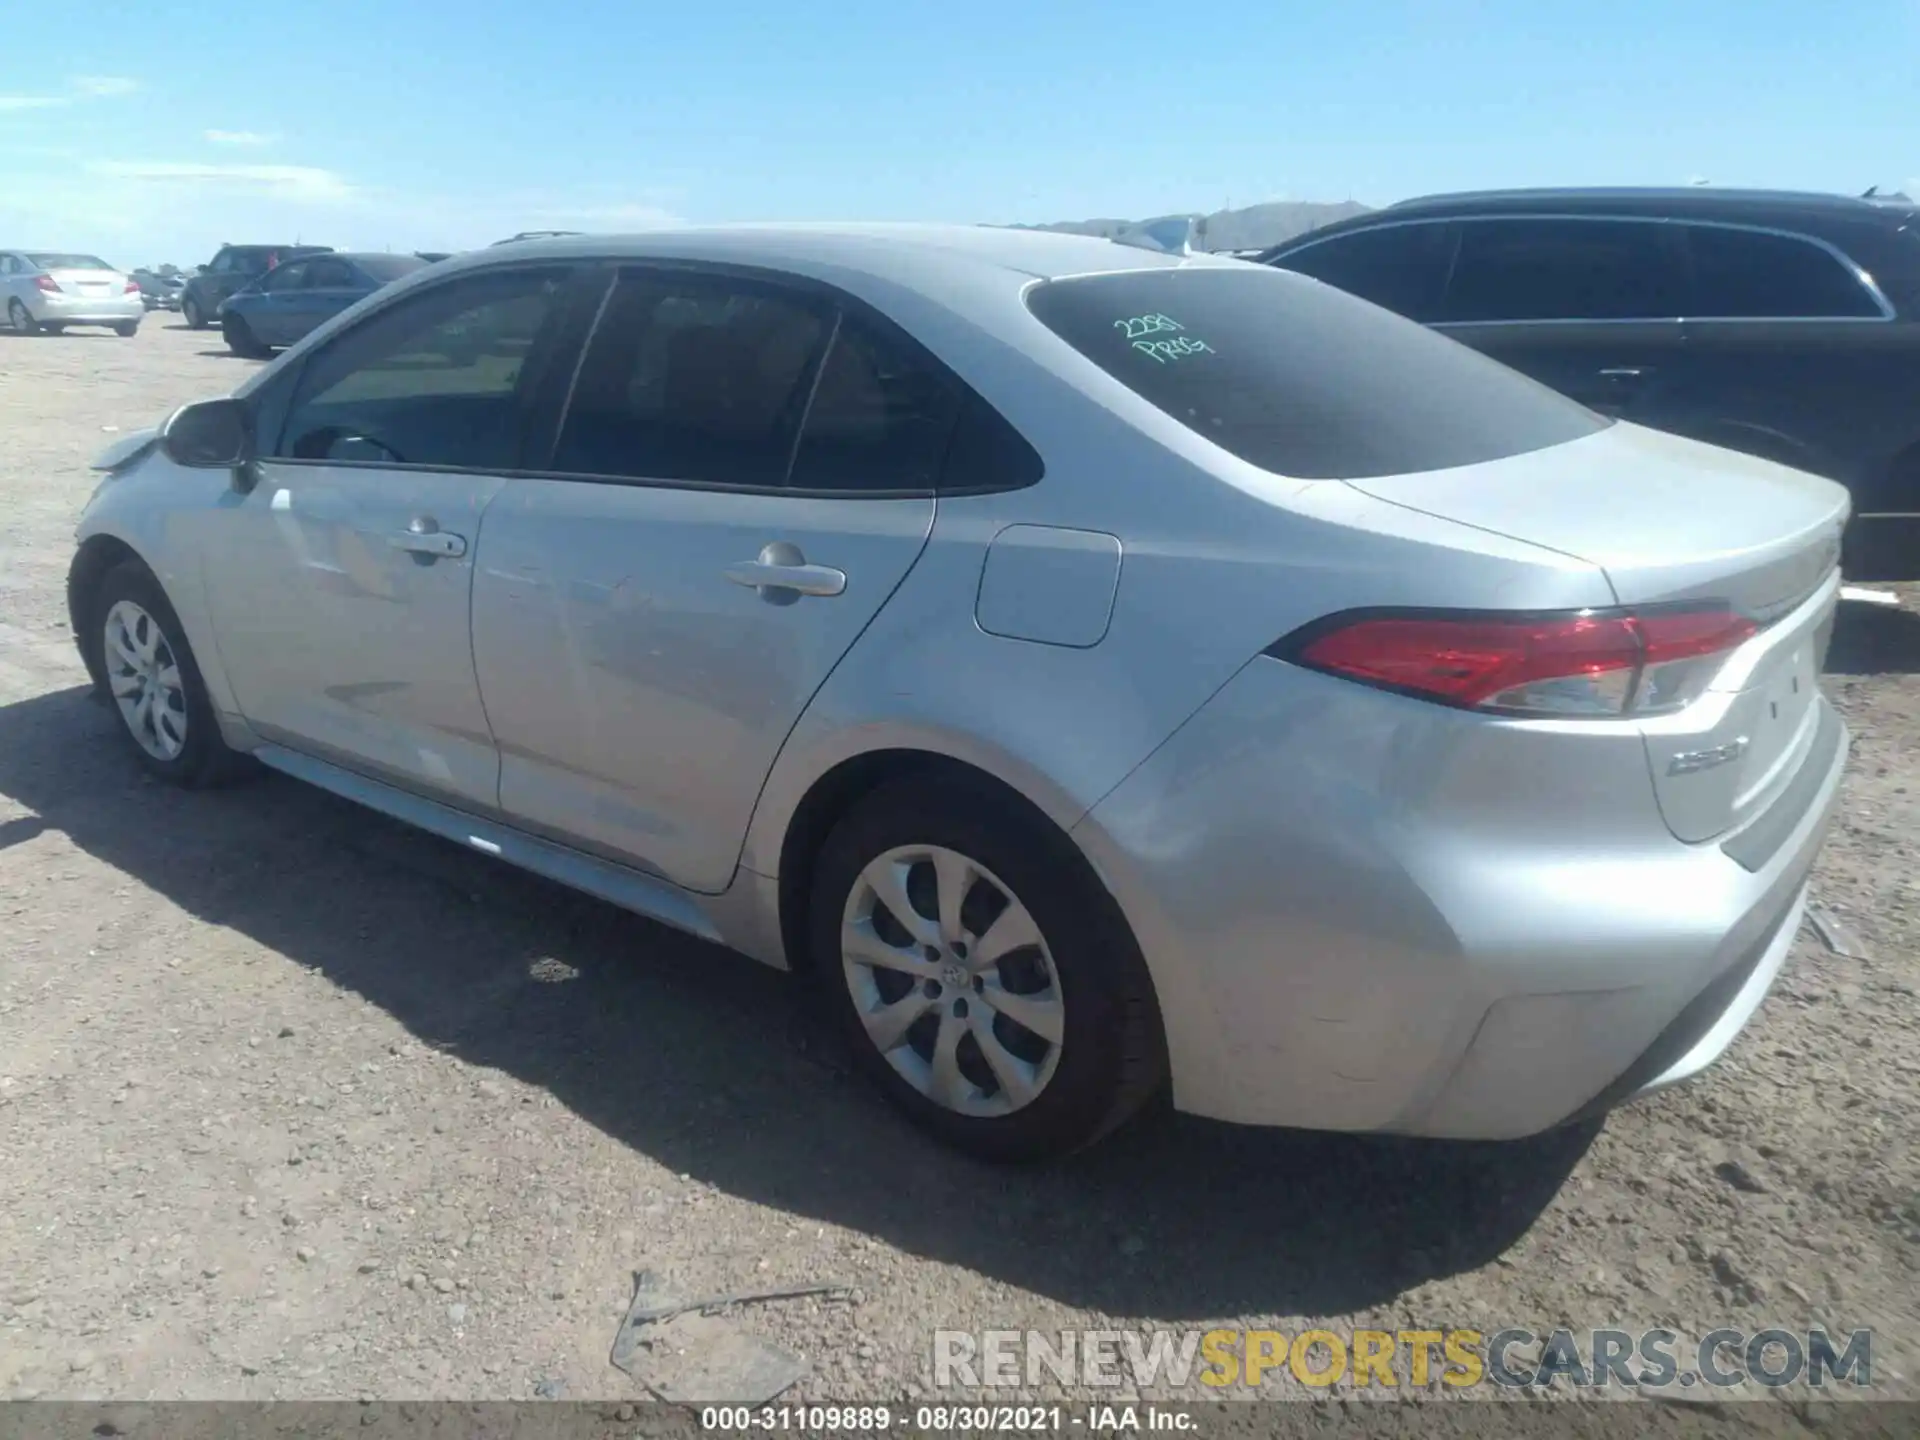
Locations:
1262;188;1920;578
181;243;332;331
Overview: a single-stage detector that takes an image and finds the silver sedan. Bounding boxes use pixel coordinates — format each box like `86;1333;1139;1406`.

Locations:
67;226;1849;1160
2;250;143;335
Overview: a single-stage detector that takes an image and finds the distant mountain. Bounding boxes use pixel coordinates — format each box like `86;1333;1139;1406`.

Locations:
1019;199;1373;253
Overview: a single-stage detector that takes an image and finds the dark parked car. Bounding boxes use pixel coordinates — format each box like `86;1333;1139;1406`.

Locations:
180;243;332;331
218;252;430;357
1262;188;1920;578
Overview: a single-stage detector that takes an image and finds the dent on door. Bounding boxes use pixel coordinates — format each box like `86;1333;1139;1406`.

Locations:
469;480;935;891
203;467;506;810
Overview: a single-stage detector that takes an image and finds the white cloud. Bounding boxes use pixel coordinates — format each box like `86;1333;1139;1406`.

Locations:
205;129;277;147
72;75;138;98
0;75;138;111
87;160;354;205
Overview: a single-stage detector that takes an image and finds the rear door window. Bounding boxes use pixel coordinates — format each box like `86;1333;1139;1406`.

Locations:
552;269;832;488
1272;222;1456;322
1682;225;1884;318
255;261;307;292
1443;217;1687;322
304;258;357;288
1026;265;1606;479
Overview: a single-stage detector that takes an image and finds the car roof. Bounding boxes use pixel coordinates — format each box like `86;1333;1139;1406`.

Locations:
1262;187;1919;257
430;222;1224;285
1392;186;1917;221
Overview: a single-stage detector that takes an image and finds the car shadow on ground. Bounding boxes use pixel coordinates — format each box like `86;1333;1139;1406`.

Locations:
1826;599;1920;676
0;683;1594;1321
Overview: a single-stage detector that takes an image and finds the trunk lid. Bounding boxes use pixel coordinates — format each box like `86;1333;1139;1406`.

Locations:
1348;421;1849;844
47;265;123;299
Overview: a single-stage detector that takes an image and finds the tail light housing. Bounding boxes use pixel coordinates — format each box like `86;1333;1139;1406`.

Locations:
123;277;140;293
1274;606;1759;718
34;275;60;293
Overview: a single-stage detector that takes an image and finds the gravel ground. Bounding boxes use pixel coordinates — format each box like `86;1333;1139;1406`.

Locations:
1;321;1916;1427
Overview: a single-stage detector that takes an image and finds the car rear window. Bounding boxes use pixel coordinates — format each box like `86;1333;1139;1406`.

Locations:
1025;266;1609;479
355;255;428;281
27;253;112;271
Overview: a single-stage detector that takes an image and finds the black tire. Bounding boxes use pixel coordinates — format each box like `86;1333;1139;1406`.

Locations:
89;560;252;788
6;299;37;334
223;313;269;359
112;321;138;338
809;775;1166;1162
182;295;206;330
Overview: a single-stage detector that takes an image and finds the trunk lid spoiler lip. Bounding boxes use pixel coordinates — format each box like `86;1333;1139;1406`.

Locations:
1342;422;1849;616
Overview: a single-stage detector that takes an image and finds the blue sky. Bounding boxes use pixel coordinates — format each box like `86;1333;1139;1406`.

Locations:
2;0;1916;268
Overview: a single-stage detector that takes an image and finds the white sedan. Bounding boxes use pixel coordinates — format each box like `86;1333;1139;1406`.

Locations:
1;250;144;336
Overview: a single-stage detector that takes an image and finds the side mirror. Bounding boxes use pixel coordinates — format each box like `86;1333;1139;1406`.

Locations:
196;264;210;274
161;398;252;469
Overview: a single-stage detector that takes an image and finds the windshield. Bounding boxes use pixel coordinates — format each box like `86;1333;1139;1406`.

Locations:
1025;265;1609;480
355;254;429;281
27;252;113;271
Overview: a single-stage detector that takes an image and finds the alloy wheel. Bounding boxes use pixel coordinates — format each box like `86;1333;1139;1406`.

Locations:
8;299;34;333
841;844;1065;1118
103;599;188;762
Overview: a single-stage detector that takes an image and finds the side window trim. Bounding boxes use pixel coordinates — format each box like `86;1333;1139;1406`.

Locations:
262;261;591;472
1274;218;1459;270
1393;212;1895;327
781;307;844;481
529;256;1039;500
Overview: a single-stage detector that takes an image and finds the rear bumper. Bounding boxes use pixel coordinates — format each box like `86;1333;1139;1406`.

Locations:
30;291;142;324
1073;658;1849;1139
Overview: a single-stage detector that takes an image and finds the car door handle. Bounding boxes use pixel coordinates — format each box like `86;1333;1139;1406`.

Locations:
1598;366;1651;383
390;516;467;559
724;543;846;600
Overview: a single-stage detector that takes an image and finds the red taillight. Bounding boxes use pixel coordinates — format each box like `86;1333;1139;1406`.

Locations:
124;278;140;293
34;274;60;293
1281;607;1759;717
